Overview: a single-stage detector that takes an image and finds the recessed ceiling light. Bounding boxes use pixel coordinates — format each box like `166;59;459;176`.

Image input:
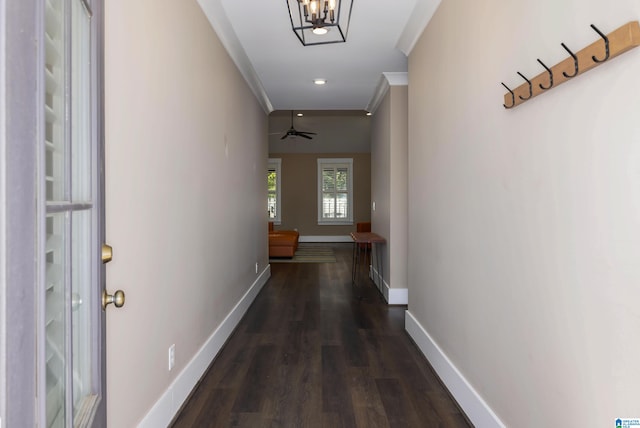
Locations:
366;112;372;116
297;113;303;117
313;79;327;85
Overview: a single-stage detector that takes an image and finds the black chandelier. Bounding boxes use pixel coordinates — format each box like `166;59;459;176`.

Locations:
286;0;354;46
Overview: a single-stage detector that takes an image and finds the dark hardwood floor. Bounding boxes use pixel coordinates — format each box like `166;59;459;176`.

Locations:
171;244;471;428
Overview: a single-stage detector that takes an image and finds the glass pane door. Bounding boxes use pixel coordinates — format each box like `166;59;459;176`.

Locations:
71;209;96;420
70;0;96;420
42;0;101;426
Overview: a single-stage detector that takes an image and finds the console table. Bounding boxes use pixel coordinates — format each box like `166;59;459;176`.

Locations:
350;232;386;286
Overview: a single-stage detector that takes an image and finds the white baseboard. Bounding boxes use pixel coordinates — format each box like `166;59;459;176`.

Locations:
299;235;352;243
404;311;505;428
137;265;271;428
370;266;408;305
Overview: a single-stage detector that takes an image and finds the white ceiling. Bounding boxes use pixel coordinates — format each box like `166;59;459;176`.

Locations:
197;0;440;113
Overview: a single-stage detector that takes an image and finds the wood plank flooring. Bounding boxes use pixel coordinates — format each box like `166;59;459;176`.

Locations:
171;244;471;428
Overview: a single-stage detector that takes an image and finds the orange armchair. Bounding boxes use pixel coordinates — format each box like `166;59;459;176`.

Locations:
268;222;299;258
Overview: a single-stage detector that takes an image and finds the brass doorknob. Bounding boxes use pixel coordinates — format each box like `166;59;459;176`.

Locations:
102;244;113;264
102;289;125;310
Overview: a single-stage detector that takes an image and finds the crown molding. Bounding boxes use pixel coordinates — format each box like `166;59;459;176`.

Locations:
197;0;440;114
366;72;408;115
396;0;441;56
383;72;408;86
197;0;273;114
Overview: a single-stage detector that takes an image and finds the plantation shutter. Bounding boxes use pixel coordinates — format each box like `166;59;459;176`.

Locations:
267;159;282;223
321;163;350;220
322;167;336;218
44;0;67;426
335;166;348;219
268;166;277;219
318;158;353;224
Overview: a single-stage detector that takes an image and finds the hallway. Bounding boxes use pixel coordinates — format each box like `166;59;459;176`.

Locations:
171;244;470;427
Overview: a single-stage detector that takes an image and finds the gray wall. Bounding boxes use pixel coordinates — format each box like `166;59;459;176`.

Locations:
104;0;268;425
371;84;408;291
269;152;371;237
269;111;371;154
408;0;640;426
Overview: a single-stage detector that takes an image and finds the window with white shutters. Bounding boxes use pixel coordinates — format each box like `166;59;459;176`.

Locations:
268;159;282;224
317;158;353;224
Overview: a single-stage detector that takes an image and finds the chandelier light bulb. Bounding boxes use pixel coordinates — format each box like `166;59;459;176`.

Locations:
312;26;328;35
328;0;336;21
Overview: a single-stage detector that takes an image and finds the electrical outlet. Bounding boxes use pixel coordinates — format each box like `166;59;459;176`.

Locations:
168;344;175;371
255;262;259;274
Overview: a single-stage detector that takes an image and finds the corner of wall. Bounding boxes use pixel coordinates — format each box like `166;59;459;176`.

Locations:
137;266;271;427
395;0;442;55
404;311;505;428
370;265;408;305
195;0;273;114
366;72;408;114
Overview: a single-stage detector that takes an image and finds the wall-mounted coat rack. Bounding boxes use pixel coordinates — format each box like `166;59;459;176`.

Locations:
502;21;640;109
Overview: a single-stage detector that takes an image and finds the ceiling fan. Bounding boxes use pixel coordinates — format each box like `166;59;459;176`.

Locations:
277;111;317;140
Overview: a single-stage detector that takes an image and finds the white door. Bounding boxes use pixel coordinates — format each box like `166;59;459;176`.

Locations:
40;0;121;426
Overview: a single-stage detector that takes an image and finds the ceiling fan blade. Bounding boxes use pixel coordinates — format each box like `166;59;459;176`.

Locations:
274;112;316;140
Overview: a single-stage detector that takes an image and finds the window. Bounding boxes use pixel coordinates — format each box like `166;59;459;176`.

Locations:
268;158;282;224
318;158;353;224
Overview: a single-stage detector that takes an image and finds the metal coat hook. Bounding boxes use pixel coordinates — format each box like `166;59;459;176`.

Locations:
500;21;640;109
501;83;515;108
590;24;610;63
516;72;532;100
561;43;579;78
537;59;554;90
